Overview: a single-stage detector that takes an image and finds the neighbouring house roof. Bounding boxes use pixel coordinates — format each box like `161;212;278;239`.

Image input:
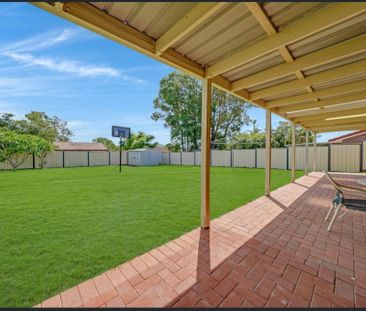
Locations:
54;142;109;151
328;130;366;144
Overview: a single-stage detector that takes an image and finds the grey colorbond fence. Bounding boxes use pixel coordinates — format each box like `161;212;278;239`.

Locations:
1;143;365;172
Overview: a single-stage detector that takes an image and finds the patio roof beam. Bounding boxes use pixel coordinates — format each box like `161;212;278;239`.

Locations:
266;80;366;109
206;3;366;77
231;34;366;91
303;116;366;128
155;3;226;56
276;92;366;115
292;107;366;123
245;2;314;95
311;122;366;132
251;60;366;101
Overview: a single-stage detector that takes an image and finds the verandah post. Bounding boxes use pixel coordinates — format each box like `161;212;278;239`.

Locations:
201;78;212;229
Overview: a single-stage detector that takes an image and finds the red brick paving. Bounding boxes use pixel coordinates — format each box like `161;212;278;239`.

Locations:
38;172;366;308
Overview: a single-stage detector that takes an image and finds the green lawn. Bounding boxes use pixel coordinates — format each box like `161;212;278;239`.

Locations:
0;165;303;306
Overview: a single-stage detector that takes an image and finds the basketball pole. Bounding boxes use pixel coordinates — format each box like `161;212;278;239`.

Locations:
119;136;122;173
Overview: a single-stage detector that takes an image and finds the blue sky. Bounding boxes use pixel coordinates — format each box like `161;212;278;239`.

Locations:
0;3;350;144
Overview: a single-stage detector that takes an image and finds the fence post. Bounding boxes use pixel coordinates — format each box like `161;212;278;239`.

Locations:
87;151;90;167
168;152;171;165
62;151;65;168
328;144;331;172
32;154;35;169
255;148;257;168
286;146;289;170
231;149;234;167
180;152;183;165
194;151;196;165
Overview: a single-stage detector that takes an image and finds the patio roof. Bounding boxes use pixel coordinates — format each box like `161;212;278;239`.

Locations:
33;2;366;133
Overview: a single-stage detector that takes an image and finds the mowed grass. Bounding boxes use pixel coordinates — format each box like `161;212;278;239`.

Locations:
0;165;303;306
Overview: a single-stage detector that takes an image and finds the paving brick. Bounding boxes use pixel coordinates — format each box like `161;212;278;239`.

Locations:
77;279;99;305
42;294;62;307
115;281;139;304
311;294;332;307
60;287;82;307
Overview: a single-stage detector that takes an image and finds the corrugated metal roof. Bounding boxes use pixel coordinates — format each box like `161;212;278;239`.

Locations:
34;2;366;132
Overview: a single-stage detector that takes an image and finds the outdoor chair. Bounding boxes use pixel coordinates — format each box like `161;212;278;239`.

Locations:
324;171;366;231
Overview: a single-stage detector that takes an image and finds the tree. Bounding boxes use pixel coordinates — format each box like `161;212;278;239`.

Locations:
31;136;54;169
92;137;118;150
122;131;158;150
229;121;265;149
164;143;181;152
211;88;251;149
272;121;315;147
152;72;201;151
0;113;18;131
0;130;52;171
152;71;251;151
12;111;72;142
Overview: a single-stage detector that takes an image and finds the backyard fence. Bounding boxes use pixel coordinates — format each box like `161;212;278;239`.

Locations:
1;143;365;173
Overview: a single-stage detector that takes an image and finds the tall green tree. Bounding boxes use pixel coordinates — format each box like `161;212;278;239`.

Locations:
92;137;118;150
152;71;251;151
211;88;251;149
122;131;158;150
152;72;201;151
16;111;72;142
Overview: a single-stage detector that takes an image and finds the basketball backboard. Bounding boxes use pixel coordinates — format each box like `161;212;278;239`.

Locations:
112;125;131;138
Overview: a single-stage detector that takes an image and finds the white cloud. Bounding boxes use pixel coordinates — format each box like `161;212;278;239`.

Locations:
1;29;78;53
3;52;120;78
1;29;149;83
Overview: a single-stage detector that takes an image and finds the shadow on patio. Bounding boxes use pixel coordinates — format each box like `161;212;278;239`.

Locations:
38;172;366;308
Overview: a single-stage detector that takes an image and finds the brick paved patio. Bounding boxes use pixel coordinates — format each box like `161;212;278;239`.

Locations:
37;172;366;307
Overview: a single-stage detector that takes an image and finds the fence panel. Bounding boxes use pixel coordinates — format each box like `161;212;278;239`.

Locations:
170;152;181;165
271;148;287;169
211;150;231;167
331;144;360;173
110;151;127;165
89;151;109;166
35;151;63;168
64;151;88;167
232;149;255;168
182;152;194;165
194;151;201;165
256;149;265;168
308;145;328;171
161;152;169;165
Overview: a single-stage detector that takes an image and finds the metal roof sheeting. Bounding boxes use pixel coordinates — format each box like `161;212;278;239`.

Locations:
34;2;366;132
